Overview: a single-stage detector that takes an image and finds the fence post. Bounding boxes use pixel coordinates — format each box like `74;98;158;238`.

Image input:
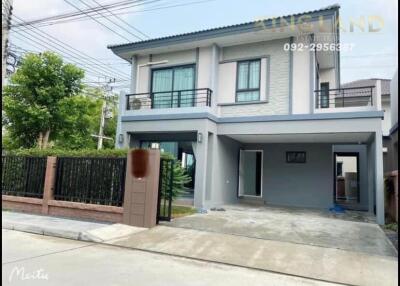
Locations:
42;156;57;215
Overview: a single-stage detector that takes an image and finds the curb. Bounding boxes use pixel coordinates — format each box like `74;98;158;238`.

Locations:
2;222;103;242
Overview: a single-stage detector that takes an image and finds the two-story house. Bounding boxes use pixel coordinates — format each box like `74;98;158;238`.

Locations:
108;5;386;224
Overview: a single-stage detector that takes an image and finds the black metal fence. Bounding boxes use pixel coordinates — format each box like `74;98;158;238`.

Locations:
126;88;212;110
157;158;174;223
54;157;126;206
315;86;374;109
2;156;47;198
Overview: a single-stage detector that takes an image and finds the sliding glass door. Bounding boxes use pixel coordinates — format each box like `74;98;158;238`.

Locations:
151;65;195;108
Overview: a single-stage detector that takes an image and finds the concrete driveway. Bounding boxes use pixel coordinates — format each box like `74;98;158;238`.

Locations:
163;204;397;257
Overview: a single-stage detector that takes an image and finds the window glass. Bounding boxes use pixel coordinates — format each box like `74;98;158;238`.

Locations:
236;59;261;102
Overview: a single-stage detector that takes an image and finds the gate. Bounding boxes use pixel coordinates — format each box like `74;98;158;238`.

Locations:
157;158;174;223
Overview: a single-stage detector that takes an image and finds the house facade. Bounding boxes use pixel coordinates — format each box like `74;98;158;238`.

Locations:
109;5;386;224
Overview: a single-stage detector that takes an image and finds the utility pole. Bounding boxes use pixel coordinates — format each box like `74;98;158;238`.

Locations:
97;100;107;150
94;78;115;150
2;0;13;88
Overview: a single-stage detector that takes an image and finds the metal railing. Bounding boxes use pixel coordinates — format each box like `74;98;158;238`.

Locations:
126;88;212;110
2;156;47;198
315;86;375;109
54;157;127;206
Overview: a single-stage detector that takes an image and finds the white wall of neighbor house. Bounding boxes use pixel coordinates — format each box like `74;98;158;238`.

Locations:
381;98;391;136
390;70;398;127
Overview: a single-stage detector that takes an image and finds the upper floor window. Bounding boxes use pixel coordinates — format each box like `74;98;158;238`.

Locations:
236;59;261;102
151;65;195;108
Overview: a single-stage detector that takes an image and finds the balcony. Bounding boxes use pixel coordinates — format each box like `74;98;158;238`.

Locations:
126;88;212;111
315;86;375;110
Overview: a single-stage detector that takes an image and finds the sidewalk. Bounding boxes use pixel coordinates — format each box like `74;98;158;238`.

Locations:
2;211;398;286
2;211;146;242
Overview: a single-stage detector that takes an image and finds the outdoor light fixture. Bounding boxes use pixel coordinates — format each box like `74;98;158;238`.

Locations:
197;132;203;143
118;134;124;144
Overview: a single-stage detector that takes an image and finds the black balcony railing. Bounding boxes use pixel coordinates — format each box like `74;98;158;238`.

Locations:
315;86;374;109
126;88;212;110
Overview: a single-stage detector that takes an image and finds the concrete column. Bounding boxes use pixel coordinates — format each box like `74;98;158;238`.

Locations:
130;55;138;94
210;44;219;113
115;90;127;149
42;156;57;215
374;131;385;225
367;141;375;214
193;130;209;208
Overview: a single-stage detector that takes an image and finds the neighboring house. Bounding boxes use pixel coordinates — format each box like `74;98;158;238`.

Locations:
341;79;392;171
386;71;398;173
109;5;387;224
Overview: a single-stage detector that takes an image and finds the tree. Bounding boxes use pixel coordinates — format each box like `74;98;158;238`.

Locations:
3;52;84;149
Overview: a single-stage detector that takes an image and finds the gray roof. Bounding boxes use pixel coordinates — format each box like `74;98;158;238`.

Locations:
107;4;340;52
341;79;391;96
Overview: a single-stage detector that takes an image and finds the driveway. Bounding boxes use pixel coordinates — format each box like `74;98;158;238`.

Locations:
2;229;340;286
163;204;397;257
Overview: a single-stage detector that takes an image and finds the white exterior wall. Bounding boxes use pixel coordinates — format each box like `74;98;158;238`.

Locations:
217;39;290;116
292;37;311;114
382;99;391;136
390;70;398;127
136;55;150;94
319;68;337;89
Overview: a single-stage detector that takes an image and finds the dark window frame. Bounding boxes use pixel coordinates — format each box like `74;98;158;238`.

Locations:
286;151;306;163
320;82;330;108
333;152;360;205
235;59;261;103
150;64;196;107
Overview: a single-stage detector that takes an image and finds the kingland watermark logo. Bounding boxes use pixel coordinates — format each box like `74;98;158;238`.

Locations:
8;266;49;282
253;14;385;33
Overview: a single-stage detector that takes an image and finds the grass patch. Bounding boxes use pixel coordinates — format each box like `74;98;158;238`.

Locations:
159;204;196;219
171;205;197;218
384;223;398;232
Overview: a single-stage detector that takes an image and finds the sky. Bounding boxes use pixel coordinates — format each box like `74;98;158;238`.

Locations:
9;0;398;92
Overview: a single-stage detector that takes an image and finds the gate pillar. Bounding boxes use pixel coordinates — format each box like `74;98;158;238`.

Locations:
122;149;160;228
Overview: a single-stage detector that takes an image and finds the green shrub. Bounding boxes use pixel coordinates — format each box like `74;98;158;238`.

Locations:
4;148;191;202
5;148;129;158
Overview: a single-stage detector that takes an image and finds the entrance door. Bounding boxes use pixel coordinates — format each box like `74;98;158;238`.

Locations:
238;150;263;197
334;152;360;208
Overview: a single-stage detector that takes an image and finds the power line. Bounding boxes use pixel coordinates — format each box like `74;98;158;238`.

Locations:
11;0;213;30
10;31;128;81
11;0;156;28
12;15;130;80
89;0;150;39
63;0;139;42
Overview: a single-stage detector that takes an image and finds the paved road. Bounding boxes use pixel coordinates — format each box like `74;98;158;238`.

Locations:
2;229;339;286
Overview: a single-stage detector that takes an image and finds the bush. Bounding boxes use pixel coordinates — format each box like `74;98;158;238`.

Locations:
5;148;129;158
4;148;192;202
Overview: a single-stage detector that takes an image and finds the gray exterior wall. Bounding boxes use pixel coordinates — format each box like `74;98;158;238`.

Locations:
207;135;240;206
243;143;334;209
